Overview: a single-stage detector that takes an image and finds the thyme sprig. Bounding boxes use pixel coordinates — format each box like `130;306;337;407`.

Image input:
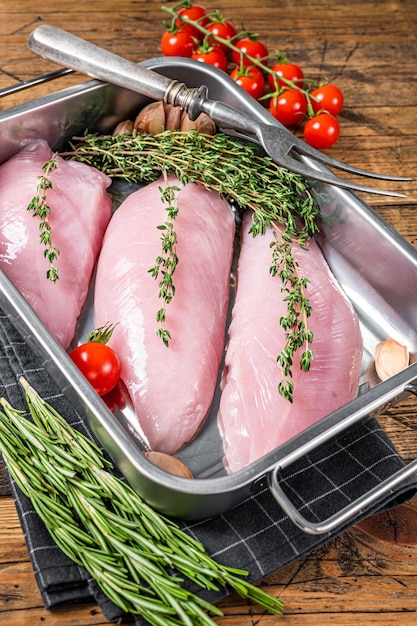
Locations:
62;130;319;400
63;130;318;244
270;225;314;401
148;179;180;347
26;156;60;282
0;378;284;624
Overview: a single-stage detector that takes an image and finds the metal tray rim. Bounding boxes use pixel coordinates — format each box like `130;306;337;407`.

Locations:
1;56;417;521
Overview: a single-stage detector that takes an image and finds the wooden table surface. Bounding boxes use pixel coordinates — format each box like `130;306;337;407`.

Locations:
1;0;417;624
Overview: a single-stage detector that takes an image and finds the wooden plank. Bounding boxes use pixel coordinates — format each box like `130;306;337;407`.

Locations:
2;492;417;623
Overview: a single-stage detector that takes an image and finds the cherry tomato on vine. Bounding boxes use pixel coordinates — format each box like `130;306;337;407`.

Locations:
176;4;209;40
231;37;269;67
267;62;304;91
230;67;265;100
161;28;195;57
192;44;228;71
303;112;340;149
70;342;121;396
206;20;238;52
269;89;308;127
310;84;344;116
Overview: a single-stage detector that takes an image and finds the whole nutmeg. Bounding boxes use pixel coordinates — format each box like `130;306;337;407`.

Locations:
134;101;166;134
112;119;134;136
375;338;409;381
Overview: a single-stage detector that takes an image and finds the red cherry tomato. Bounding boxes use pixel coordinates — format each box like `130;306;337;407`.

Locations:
268;62;304;91
230;67;265;100
303;112;340;149
70;342;121;396
176;4;209;40
206;20;237;52
310;84;344;116
161;29;195;57
192;45;228;72
269;90;308;127
231;37;269;67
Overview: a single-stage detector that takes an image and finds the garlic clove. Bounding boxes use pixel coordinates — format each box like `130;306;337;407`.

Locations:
112;119;134;136
164;103;183;131
180;110;216;135
375;338;409;382
143;451;193;478
134;101;166;134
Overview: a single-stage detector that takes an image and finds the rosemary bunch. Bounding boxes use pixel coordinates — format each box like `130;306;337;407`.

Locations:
0;378;284;624
62;130;319;400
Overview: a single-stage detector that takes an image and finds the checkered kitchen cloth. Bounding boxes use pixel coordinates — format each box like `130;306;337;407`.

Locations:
1;307;417;624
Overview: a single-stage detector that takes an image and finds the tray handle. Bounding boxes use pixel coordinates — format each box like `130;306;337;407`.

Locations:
268;381;417;535
0;68;73;99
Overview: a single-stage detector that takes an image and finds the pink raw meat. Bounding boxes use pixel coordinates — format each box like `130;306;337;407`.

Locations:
0;140;112;349
218;212;363;473
94;176;235;454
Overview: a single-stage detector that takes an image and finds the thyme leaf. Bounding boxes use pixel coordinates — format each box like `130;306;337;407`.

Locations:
26;155;60;282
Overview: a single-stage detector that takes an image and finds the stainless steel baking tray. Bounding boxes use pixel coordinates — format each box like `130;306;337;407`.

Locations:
1;57;417;533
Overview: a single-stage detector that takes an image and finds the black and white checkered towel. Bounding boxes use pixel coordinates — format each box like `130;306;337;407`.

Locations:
1;307;416;624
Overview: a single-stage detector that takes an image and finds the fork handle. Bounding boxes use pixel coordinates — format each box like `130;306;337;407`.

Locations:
28;25;175;102
28;25;259;135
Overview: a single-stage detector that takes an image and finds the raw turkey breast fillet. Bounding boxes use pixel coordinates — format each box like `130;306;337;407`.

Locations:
218;211;363;474
0;140;112;350
94;176;235;455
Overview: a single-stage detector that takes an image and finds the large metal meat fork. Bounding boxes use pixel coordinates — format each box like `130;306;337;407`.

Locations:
28;25;412;197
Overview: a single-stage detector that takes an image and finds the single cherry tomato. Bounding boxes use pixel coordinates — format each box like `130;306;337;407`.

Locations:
269;89;308;127
206;20;238;52
176;4;209;40
161;28;195;57
231;37;269;67
303;112;340;149
268;62;304;91
192;45;228;72
230;67;265;100
310;83;344;116
70;342;121;396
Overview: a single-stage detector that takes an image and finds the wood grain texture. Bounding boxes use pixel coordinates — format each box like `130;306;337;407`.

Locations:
1;0;417;624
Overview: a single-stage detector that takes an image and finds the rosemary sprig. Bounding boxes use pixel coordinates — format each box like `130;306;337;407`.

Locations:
62;130;319;400
148;179;180;347
26;156;60;282
0;378;284;624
